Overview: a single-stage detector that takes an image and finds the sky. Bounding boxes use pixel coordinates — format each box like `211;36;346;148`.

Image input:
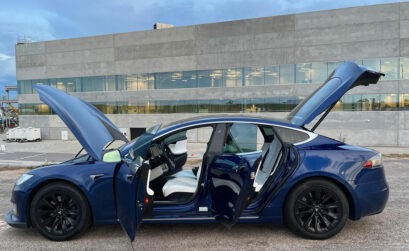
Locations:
0;0;406;89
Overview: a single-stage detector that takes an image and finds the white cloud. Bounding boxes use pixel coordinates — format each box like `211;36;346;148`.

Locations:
0;53;12;61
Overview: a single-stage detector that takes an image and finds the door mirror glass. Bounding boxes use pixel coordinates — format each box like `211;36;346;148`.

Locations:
102;149;122;163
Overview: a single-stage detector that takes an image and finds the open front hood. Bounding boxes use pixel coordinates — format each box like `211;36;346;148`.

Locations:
287;62;384;128
34;85;128;160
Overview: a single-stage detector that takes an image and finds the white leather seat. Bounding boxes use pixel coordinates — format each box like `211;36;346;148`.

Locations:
253;137;282;192
162;176;198;197
174;169;196;179
162;164;202;197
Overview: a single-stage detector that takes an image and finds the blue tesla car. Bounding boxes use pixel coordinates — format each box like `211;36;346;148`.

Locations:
6;62;388;241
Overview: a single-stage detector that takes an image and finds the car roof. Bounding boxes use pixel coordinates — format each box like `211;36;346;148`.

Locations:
156;114;301;137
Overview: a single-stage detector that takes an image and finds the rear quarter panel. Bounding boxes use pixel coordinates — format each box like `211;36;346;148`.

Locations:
258;135;379;222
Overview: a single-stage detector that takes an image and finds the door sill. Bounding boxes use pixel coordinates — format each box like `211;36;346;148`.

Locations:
143;215;259;222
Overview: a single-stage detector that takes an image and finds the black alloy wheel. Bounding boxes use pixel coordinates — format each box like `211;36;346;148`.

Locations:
30;182;91;241
285;179;349;239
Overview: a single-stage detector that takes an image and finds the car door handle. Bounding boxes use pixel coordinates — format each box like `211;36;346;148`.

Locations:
125;174;133;180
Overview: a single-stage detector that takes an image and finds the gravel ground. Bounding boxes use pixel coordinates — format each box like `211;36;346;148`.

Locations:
0;159;407;250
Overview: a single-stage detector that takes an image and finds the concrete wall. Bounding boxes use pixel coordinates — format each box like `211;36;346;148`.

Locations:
16;2;409;79
15;2;409;146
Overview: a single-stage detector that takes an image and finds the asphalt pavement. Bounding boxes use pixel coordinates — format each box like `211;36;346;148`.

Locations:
0;159;408;250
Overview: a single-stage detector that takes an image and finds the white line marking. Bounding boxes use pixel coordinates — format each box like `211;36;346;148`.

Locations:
18;153;46;160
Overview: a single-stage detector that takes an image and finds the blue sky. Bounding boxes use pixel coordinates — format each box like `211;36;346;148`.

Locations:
0;0;405;88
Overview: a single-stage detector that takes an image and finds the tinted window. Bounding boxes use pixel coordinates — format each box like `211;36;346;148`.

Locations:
273;127;309;144
223;123;258;154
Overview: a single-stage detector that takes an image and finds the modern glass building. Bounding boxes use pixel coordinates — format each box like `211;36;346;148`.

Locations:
15;2;409;146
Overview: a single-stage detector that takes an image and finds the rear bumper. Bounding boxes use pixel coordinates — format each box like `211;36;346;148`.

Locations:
5;209;28;228
353;179;389;219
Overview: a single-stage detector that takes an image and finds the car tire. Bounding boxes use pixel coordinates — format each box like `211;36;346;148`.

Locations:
30;182;91;241
284;179;349;240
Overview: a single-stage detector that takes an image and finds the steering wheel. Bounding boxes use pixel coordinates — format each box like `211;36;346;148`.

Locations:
161;142;176;174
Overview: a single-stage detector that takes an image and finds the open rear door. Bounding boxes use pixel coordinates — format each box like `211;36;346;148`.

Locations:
287;62;384;129
114;125;159;241
208;123;257;227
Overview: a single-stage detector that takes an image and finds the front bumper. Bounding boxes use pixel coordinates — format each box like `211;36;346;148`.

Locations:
5;209;28;228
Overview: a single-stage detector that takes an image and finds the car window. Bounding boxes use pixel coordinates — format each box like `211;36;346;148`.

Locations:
273;126;310;144
163;131;187;144
223;123;260;154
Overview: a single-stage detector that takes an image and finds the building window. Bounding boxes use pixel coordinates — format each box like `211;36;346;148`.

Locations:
399;94;409;110
401;57;409;80
264;65;279;85
244;67;264;86
223;68;242;87
362;58;381;72
82;76;106;92
380;94;398;111
295;63;312;84
309;62;327;84
244;98;264;112
279;64;295;85
361;94;380;111
381;58;399;80
327;61;344;76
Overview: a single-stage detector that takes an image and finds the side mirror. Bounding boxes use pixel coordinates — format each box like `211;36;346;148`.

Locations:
102;149;122;163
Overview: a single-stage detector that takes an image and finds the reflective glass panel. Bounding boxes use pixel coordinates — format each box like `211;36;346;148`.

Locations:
328;61;343;76
311;62;328;84
381;58;399;80
264;97;281;112
295;63;312;84
244;67;264;86
156;100;177;113
223;69;242;87
380;94;398;111
362;58;381;71
264;65;279;85
340;95;362;111
400;57;409;80
82;76;106;92
244;98;264;112
197;70;223;88
361;94;380;111
399;94;409;110
279;64;295;85
176;100;197;113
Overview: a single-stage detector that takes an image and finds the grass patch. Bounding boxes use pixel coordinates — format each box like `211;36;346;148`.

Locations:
382;153;409;159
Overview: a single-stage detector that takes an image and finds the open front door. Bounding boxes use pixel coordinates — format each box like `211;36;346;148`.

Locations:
208;123;258;227
114;125;159;241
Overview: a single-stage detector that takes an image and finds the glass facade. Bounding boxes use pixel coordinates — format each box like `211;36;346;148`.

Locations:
19;93;408;115
18;57;409;95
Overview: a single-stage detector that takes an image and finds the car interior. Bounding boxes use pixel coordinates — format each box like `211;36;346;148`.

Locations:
143;123;284;205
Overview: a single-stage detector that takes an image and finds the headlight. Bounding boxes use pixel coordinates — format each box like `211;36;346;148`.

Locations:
16;174;33;186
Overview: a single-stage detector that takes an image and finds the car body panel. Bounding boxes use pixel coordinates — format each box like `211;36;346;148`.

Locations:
33;85;128;160
287;62;384;127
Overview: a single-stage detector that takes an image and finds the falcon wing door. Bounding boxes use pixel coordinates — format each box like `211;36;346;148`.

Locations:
287;62;384;129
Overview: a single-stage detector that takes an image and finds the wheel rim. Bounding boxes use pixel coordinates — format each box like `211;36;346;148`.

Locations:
294;186;343;234
35;190;81;236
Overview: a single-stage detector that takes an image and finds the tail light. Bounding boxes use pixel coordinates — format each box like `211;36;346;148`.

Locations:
362;153;382;168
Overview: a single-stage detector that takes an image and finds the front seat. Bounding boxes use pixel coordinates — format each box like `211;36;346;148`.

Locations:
162;164;203;198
